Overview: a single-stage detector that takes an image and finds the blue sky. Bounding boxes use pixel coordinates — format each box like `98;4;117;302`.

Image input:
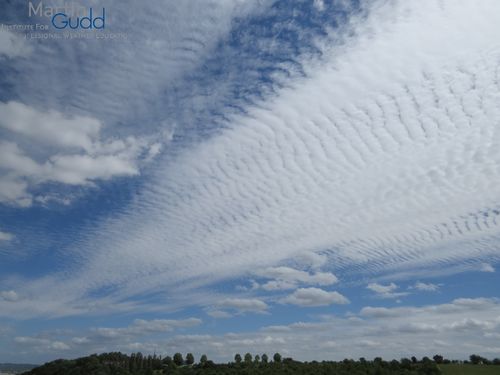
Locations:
1;0;500;364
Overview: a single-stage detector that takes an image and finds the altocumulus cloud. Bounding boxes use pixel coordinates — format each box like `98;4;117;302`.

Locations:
26;0;500;314
1;0;500;320
1;0;500;364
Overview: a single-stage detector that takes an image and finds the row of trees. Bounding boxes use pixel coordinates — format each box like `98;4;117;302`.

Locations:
22;352;500;375
233;352;281;365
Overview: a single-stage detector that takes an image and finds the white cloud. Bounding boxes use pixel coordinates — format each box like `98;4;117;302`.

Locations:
367;283;408;299
367;283;398;294
293;252;328;269
129;318;202;333
360;306;402;318
0;101;163;206
13;298;500;362
92;317;202;339
0;29;32;59
413;281;440;292
217;298;268;313
30;0;500;318
0;290;19;302
206;310;233;319
71;337;90;344
479;263;495;273
260;280;297;291
3;0;500;322
0;231;13;241
14;336;70;351
255;266;338;291
0;101;101;151
280;287;349;307
313;0;325;12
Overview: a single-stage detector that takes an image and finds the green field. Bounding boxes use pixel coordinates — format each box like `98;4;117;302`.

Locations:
440;364;500;374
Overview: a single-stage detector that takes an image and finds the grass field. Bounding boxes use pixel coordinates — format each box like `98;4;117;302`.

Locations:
439;364;500;374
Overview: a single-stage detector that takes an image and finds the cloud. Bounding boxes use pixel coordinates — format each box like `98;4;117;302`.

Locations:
1;1;266;132
359;306;402;318
217;298;268;313
280;287;349;307
14;337;70;351
0;290;19;302
479;263;495;273
255;266;338;291
367;283;408;299
92;317;202;339
206;310;233;319
2;0;500;333
0;29;32;59
293;252;328;269
313;0;325;12
9;316;203;360
25;0;500;319
0;101;162;206
11;298;500;362
412;282;440;292
0;101;101;151
367;283;398;295
0;231;13;241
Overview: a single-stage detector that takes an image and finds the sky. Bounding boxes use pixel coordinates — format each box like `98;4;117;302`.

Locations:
1;0;500;364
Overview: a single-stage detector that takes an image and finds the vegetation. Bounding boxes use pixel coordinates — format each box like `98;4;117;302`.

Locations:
440;364;500;375
20;352;500;375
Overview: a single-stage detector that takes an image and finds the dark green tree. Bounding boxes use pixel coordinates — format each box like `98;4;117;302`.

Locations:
186;353;195;365
234;353;242;364
162;355;173;367
433;355;443;364
401;358;412;370
470;354;484;365
273;353;282;363
173;352;184;366
261;354;268;364
200;354;208;365
244;353;252;365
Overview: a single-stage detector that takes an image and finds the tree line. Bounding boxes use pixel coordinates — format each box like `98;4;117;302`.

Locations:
21;352;500;375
